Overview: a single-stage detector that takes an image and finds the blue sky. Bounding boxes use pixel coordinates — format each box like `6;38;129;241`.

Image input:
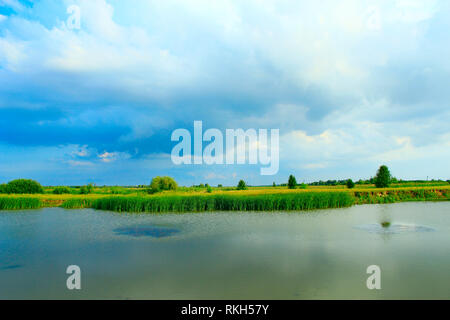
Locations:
0;0;449;186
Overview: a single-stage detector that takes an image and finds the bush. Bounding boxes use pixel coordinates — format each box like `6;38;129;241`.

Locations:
0;184;7;194
4;179;44;194
288;175;297;189
346;179;355;189
299;183;307;189
150;176;178;193
80;183;94;195
375;165;391;188
237;180;247;190
206;185;213;193
53;186;72;194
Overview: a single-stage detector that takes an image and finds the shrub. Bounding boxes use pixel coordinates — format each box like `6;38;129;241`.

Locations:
288;175;297;189
0;184;7;194
346;179;355;189
299;183;307;189
4;179;44;194
375;165;391;188
53;186;72;194
150;176;178;193
237;180;247;190
80;183;94;195
206;186;213;193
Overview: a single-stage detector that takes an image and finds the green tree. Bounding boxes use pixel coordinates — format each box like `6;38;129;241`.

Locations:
273;182;276;187
288;175;297;189
53;186;71;194
237;180;247;190
0;184;7;194
150;176;178;193
5;179;43;194
346;179;355;189
375;165;391;188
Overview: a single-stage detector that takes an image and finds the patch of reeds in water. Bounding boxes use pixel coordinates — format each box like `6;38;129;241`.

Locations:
92;192;354;213
60;199;94;209
0;197;41;210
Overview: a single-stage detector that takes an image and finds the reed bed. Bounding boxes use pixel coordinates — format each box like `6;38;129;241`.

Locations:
92;192;354;213
0;197;41;210
60;198;95;209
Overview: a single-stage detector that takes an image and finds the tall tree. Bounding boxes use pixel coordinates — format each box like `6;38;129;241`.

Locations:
375;165;391;188
288;175;297;189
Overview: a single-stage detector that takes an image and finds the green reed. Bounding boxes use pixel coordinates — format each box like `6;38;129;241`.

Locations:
60;199;95;209
92;192;354;213
0;197;41;210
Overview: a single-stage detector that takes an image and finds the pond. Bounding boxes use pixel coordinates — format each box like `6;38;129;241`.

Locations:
0;202;449;299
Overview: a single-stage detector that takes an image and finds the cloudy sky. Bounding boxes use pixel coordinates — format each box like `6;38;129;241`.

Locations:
0;0;449;186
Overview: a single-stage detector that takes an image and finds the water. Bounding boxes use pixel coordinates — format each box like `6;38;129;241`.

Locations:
0;202;449;299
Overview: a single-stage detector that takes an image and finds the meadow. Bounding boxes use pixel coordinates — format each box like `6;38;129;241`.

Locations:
1;182;449;212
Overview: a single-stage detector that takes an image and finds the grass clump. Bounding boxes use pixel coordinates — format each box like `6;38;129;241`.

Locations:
0;197;41;210
60;199;94;209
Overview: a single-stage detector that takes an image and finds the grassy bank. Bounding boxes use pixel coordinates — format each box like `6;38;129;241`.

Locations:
0;186;449;213
353;188;450;204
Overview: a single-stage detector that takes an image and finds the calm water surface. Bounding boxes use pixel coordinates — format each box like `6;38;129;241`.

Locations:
0;202;449;299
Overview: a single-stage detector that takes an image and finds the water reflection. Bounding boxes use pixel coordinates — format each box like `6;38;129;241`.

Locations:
113;225;180;238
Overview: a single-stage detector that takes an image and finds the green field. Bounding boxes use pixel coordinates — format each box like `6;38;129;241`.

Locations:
1;183;449;212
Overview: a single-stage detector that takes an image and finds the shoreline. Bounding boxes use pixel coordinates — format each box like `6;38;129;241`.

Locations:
1;186;449;212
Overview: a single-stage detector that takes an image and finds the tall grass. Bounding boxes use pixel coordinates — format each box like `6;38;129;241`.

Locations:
0;197;41;210
60;199;94;209
92;192;354;213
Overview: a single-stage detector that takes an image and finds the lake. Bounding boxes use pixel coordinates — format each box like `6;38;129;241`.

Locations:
0;202;449;299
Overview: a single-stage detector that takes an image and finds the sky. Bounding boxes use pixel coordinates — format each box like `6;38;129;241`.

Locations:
0;0;449;186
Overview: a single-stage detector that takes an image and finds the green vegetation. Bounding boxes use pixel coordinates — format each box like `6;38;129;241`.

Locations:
60;198;94;209
0;197;41;210
92;192;354;213
53;186;72;194
375;165;391;188
0;179;44;194
381;221;391;228
80;183;94;195
150;176;178;193
346;179;355;189
353;188;450;204
288;175;297;189
1;167;449;213
237;180;247;190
